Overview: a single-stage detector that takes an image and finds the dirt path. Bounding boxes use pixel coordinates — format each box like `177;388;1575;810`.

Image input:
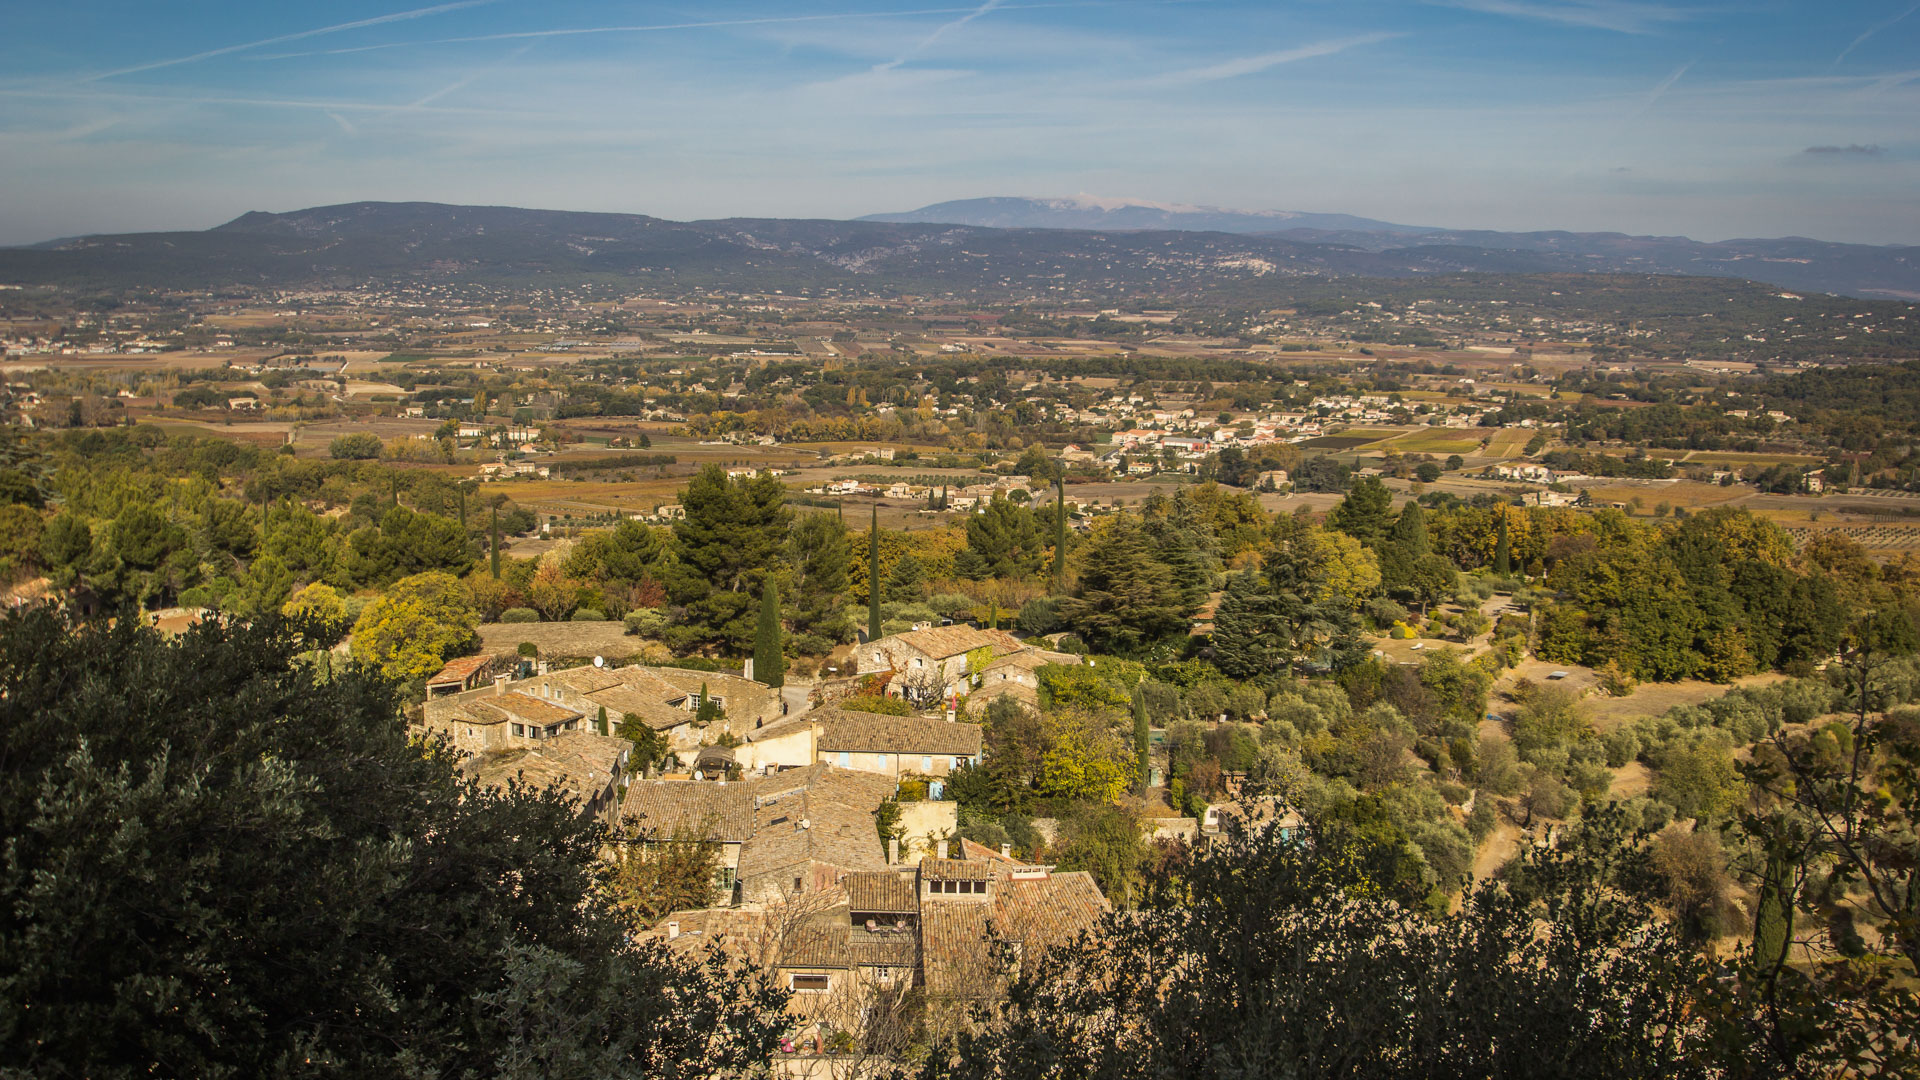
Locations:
1472;819;1523;881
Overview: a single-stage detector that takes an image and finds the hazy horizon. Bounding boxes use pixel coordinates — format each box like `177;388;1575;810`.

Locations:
3;0;1916;247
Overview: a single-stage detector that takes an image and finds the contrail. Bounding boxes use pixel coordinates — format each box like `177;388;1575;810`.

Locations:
1155;32;1403;84
873;0;1007;72
1640;60;1691;109
76;0;497;82
1836;0;1920;64
248;2;1105;62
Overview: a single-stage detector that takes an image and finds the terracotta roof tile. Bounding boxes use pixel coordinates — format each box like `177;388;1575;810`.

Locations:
846;870;918;914
888;626;1026;660
812;709;983;757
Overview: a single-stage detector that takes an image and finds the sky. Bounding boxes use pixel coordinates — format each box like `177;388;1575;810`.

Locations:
1;0;1917;246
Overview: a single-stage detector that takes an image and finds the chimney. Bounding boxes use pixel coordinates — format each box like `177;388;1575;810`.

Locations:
493;674;510;696
936;839;949;860
666;921;680;940
1000;843;1012;859
888;837;899;865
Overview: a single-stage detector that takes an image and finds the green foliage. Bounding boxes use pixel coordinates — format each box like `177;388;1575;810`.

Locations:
0;607;787;1077
927;809;1710;1080
666;464;790;652
839;693;913;715
500;606;539;623
349;570;480;683
328;432;383;459
1060;517;1197;657
1327;474;1392;544
957;493;1048;579
753;582;784;688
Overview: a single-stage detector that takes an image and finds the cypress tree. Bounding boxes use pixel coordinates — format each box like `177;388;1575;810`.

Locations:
1133;685;1151;793
489;506;501;579
596;705;608;737
695;683;718;725
987;598;998;630
754;582;785;688
1052;474;1067;584
1493;514;1512;576
457;487;467;532
867;503;881;643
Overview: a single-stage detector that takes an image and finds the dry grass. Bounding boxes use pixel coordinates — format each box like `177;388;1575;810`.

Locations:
477;621;654;661
1386;429;1486;455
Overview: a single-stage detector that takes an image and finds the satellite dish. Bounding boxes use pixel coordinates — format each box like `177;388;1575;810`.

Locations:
693;770;704;781
593;655;605;668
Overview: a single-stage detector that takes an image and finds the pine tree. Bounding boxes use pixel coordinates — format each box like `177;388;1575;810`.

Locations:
1392;499;1430;556
1133;685;1151;793
489;505;501;579
1493;514;1512;576
754;583;785;689
867;503;882;643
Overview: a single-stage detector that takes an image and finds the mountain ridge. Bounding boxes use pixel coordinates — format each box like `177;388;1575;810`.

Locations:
3;200;1916;301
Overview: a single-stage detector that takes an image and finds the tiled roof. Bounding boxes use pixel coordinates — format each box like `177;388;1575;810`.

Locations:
813;710;983;757
549;667;624;694
464;732;628;806
427;654;493;686
920;868;1110;1000
621;779;756;842
736;765;893;882
846;870;918;914
918;857;994;881
886;626;1026;660
586;686;693;732
491;692;582;725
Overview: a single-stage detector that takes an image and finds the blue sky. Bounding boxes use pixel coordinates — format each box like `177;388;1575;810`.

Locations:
1;0;1916;245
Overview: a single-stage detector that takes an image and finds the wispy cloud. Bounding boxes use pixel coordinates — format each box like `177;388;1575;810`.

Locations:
75;0;497;82
250;3;1088;62
1836;1;1920;64
1802;143;1886;155
873;0;1006;72
1430;0;1692;35
1153;33;1403;84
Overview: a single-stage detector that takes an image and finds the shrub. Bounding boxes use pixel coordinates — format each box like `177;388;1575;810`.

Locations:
570;608;607;622
328;432;383;460
499;607;539;623
516;641;538;658
624;609;666;636
839;693;912;716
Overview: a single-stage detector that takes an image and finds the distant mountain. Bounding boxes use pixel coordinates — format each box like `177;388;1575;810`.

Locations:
2;200;1916;301
859;195;1430;236
862;196;1920;301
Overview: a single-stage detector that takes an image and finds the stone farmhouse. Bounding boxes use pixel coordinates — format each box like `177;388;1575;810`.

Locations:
738;707;983;781
620;763;896;905
459;731;633;826
417;662;784;758
857;626;1031;704
645;841;1109;1039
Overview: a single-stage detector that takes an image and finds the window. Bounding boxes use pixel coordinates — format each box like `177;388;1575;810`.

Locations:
790;973;830;993
838;751;851;767
512;723;526;737
912;657;924;669
877;754;889;771
715;867;737;896
923;756;933;773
